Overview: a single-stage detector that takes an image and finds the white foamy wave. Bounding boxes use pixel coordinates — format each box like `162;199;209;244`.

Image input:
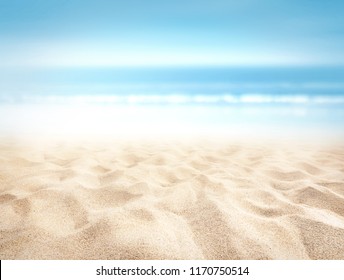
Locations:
1;94;344;105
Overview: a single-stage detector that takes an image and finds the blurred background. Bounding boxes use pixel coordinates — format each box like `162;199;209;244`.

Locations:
0;0;343;139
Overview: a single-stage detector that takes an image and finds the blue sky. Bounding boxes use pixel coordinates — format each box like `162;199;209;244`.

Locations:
1;0;344;67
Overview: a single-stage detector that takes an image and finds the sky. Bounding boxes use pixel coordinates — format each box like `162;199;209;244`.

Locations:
0;0;344;67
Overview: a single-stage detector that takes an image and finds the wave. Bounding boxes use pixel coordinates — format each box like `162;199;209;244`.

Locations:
1;94;344;105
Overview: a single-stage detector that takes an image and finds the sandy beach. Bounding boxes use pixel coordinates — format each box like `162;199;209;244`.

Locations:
0;137;343;260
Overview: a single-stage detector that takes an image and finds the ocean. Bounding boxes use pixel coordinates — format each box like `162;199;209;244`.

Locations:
0;66;344;138
1;66;344;100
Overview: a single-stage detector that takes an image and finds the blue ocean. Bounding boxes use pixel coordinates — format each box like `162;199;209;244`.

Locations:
2;66;344;99
1;67;344;137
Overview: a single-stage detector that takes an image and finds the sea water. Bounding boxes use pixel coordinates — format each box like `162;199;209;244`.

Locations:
0;66;343;138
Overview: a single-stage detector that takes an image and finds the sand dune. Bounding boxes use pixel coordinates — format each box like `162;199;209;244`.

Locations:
0;138;344;259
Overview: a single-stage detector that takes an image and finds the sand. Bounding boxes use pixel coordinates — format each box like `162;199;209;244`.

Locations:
1;137;344;260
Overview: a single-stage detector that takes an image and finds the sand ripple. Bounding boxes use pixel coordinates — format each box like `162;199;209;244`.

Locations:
1;140;344;259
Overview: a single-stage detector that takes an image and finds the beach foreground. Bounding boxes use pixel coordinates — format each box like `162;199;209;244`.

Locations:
0;138;344;259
